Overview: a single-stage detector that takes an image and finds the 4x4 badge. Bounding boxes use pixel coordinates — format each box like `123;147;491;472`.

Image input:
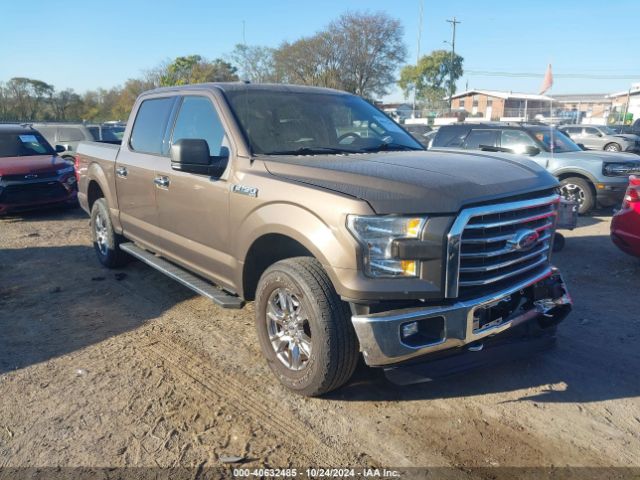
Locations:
232;184;258;198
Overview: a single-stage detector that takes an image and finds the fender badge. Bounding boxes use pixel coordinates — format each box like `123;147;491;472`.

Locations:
232;184;258;198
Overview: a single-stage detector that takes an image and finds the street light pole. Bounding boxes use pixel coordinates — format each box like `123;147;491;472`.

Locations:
446;17;461;110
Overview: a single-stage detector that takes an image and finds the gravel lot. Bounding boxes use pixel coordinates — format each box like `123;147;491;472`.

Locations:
0;206;639;473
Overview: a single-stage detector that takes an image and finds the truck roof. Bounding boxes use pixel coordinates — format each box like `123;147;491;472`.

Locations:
141;82;350;97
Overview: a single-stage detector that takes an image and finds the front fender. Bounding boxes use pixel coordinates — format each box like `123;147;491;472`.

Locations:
233;201;361;295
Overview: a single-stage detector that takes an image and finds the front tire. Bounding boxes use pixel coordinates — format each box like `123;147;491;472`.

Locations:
559;177;594;215
255;257;359;396
604;143;621;152
90;198;129;268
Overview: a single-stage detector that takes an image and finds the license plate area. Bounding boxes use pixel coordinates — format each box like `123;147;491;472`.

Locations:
472;292;523;332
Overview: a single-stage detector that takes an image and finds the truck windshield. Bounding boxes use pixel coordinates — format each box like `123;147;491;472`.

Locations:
224;89;423;155
0;131;55;157
529;127;581;153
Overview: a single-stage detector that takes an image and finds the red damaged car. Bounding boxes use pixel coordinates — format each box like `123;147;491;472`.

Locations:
611;175;640;258
0;125;77;215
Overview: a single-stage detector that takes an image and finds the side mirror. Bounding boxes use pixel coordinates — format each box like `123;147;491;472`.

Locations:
577;143;587;150
597;133;603;137
170;139;229;177
55;145;66;153
524;146;541;156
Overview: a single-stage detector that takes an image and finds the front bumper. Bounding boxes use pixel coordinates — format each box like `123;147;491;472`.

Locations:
351;267;571;367
0;176;77;214
596;182;627;207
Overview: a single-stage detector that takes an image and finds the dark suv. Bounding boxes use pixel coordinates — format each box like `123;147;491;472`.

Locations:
431;122;640;214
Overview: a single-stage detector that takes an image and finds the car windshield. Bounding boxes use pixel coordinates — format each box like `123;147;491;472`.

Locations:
529;127;581;153
224;89;423;155
0;131;55;157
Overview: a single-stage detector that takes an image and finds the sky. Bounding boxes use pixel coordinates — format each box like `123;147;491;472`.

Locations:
1;0;639;102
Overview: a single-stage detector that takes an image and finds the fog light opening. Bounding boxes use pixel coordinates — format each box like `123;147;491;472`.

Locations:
400;316;446;348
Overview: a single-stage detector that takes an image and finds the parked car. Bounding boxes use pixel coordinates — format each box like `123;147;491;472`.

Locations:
0;125;77;214
32;122;124;162
610;119;640;135
76;83;571;396
611;175;640;258
431;122;640;214
559;124;640;153
403;124;433;147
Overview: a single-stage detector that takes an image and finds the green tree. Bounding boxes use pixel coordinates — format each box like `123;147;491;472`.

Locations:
159;55;238;86
398;50;463;108
4;77;54;120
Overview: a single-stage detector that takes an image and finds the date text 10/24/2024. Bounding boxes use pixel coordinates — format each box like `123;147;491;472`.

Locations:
233;468;401;478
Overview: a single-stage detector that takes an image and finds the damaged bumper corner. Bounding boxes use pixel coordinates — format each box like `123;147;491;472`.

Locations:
351;267;571;368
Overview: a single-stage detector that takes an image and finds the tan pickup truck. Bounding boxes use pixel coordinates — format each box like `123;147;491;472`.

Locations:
76;83;572;396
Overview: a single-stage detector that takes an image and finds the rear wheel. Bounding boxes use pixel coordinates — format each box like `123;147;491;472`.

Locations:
255;257;359;396
90;198;129;268
604;143;621;152
559;177;594;215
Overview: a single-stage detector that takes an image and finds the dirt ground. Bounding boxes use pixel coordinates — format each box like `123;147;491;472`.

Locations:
0;205;639;474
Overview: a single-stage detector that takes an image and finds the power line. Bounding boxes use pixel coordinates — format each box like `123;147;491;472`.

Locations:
465;70;640;79
446;17;461;109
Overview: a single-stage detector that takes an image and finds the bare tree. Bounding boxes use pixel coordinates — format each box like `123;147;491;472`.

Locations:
273;11;406;98
229;44;279;83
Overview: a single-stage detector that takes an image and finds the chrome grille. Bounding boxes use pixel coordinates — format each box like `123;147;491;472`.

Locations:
446;193;559;298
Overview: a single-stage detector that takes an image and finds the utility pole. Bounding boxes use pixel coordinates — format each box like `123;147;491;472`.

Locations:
412;0;424;118
446;17;461;110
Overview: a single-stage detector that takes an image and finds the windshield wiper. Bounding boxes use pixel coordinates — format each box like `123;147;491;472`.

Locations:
359;142;423;153
264;146;356;156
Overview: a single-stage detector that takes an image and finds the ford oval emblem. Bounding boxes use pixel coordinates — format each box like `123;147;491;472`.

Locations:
507;229;540;252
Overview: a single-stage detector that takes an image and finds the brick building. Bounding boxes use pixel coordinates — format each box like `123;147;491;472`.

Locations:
449;90;555;121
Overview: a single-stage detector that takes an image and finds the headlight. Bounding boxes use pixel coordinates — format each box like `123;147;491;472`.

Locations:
603;162;640;176
346;215;427;278
56;166;75;175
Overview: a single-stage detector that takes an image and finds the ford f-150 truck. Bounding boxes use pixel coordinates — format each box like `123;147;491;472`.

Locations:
76;83;572;396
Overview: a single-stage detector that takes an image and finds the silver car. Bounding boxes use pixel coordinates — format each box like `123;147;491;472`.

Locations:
560;124;640;154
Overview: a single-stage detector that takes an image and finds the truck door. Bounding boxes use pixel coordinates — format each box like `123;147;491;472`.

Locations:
153;94;234;288
115;96;177;252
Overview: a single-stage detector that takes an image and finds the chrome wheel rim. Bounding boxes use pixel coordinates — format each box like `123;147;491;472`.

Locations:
605;145;620;151
94;212;108;256
560;183;585;206
266;288;312;371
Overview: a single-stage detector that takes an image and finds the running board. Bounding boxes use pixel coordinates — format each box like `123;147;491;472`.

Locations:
119;242;244;309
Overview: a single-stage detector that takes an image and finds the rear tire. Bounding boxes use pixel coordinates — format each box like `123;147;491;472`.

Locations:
90;198;129;268
559;177;594;215
255;257;359;397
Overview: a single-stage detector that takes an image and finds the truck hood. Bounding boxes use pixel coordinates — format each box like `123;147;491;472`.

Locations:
262;150;557;214
0;154;69;175
556;150;640;163
611;134;640;142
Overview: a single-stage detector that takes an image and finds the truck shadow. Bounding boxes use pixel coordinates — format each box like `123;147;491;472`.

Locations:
0;244;194;374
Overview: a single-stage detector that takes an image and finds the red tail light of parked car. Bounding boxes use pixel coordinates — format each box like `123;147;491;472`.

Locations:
611;175;640;258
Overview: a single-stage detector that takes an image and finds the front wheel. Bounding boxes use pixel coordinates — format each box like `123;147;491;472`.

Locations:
559;177;594;215
255;257;359;396
604;143;621;152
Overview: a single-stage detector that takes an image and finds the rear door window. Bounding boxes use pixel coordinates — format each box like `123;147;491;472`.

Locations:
463;129;499;149
130;97;176;155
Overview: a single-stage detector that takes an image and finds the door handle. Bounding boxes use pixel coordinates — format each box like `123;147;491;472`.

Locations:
116;166;128;178
153;176;170;188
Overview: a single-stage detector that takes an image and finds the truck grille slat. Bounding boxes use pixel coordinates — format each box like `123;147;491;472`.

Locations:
446;193;560;298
